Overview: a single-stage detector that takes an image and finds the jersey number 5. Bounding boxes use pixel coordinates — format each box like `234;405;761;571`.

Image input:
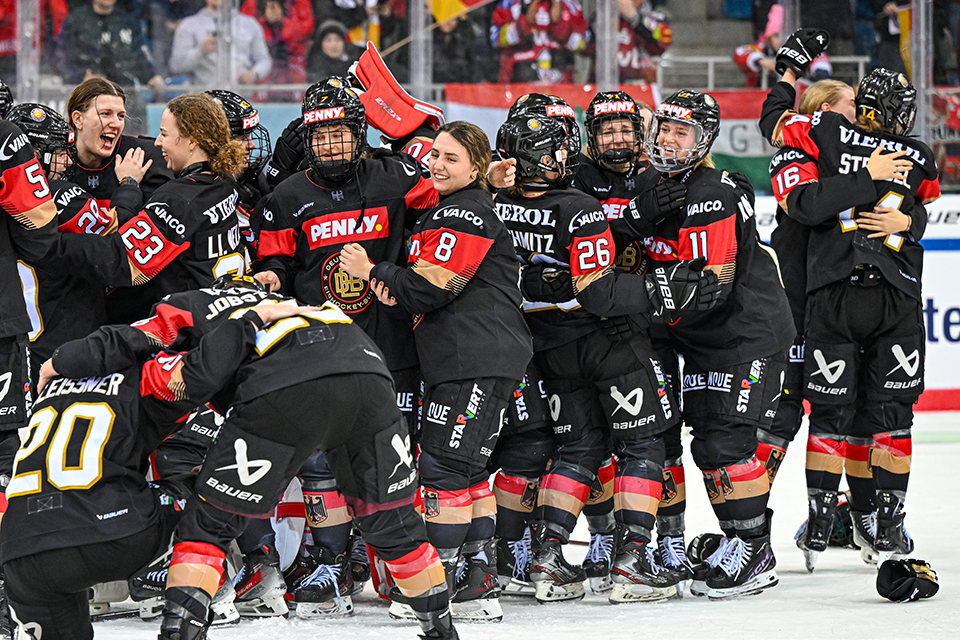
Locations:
7;403;115;498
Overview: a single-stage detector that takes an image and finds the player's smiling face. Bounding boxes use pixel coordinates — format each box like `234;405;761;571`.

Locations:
657;120;697;161
429;131;478;195
72;94;125;165
156;108;194;172
311;124;354;163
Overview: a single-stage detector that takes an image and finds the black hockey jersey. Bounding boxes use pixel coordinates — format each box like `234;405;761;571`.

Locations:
647;166;794;369
0;316;254;564
67;134;172;221
255;155;438;370
495;187;653;352
570;154;659;270
0;120;61;339
370;183;533;387
18;179;112;372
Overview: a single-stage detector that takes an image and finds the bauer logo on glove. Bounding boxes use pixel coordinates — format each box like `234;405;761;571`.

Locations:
877;558;939;603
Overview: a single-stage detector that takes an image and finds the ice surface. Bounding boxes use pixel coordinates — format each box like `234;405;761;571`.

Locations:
90;412;959;639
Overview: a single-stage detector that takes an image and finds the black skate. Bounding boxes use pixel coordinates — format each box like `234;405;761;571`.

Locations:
609;532;680;604
387;585;418;620
687;533;730;597
452;540;503;622
582;531;615;595
658;535;695;583
349;533;371;592
496;529;536;596
875;492;915;565
291;547;355;618
850;509;879;565
828;491;855;548
415;608;460;640
528;523;586;603
704;535;778;600
233;544;288;617
128;548;172;620
794;490;838;572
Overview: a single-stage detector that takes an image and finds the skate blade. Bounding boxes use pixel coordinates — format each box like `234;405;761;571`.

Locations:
609;583;679;603
388;600;418;621
236;594;290;618
706;570;779;601
135;596;165;621
498;576;537;596
857;546;879;565
210;601;240;626
534;580;585;603
589;576;613;595
451;597;503;622
802;548;820;573
89;602;111;616
296;595;354;619
689;579;709;597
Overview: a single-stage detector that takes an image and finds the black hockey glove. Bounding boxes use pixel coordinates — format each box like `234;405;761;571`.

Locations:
643;257;721;322
598;315;634;342
775;28;830;76
728;171;755;209
264;117;305;189
877;559;939;603
521;263;574;303
623;180;687;238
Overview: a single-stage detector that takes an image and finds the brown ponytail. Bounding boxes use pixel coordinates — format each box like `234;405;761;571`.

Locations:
166;93;246;178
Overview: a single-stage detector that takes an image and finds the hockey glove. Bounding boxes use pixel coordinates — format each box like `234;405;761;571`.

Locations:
877;559;939;603
643;257;721;322
521;263;574;303
264;117;305;189
623;180;687;238
598;315;634;342
775;28;830;76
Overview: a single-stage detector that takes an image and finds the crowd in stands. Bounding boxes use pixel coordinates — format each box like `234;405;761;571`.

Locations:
1;0;959;100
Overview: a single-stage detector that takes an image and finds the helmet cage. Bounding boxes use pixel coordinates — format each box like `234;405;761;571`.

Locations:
7;103;75;180
585;92;644;166
497;116;572;190
644;91;719;174
206;90;272;182
0;80;13;119
302;78;367;181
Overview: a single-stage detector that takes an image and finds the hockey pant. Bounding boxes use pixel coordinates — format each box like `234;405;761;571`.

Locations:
0;335;30;481
172;373;447;615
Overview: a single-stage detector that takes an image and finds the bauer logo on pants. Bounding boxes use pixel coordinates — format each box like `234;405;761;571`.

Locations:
0;371;11;403
215;438;272;486
812;350;845;384
389;433;414;478
610;385;644;416
888;345;920;377
548;394;561;421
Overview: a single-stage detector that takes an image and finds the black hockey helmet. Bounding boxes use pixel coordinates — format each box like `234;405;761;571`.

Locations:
856;68;917;135
644;90;720;174
585;91;644;166
496;113;570;190
301;76;367;182
206;89;271;182
6;103;75;180
0;78;13;119
508;93;582;166
211;273;265;293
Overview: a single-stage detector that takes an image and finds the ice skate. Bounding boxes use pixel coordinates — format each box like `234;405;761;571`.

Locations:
609;533;680;603
233;544;289;617
851;509;880;564
349;533;371;593
582;531;615;594
128;548;171;620
704;535;778;600
528;523;586;603
875;493;914;566
415;607;460;640
210;577;240;626
687;534;730;597
291;547;354;618
795;490;838;572
658;535;695;584
452;540;503;622
496;529;536;596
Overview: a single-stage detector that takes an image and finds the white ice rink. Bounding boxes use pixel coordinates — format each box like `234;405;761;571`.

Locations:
91;412;960;640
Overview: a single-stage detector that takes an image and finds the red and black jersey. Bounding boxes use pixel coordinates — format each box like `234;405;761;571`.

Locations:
0;120;61;338
570;155;659;273
19;179;112;370
254;155;438;371
765;106;938;300
369;183;533;387
68;135;172;220
495;187;652;351
1;316;256;564
648;166;794;369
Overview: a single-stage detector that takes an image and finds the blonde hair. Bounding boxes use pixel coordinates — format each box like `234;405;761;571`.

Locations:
798;79;852;116
166;94;245;178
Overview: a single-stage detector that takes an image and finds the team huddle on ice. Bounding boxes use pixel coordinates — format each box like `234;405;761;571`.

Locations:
0;27;941;640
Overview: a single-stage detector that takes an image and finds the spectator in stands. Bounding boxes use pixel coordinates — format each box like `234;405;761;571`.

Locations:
241;0;314;85
591;0;671;84
433;16;477;83
802;0;855;54
306;20;363;82
145;0;206;78
872;1;908;74
0;0;69;83
490;0;588;83
169;0;272;86
734;3;780;87
58;0;165;89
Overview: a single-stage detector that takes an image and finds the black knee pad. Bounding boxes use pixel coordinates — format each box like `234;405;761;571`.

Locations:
299;450;336;484
552;425;608;479
616;434;667;471
352;502;428;562
490;427;553;478
327;418;418;505
662;423;683;460
175;498;247;550
689;418;758;470
765;395;804;442
856;399;914;437
418;449;478;492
